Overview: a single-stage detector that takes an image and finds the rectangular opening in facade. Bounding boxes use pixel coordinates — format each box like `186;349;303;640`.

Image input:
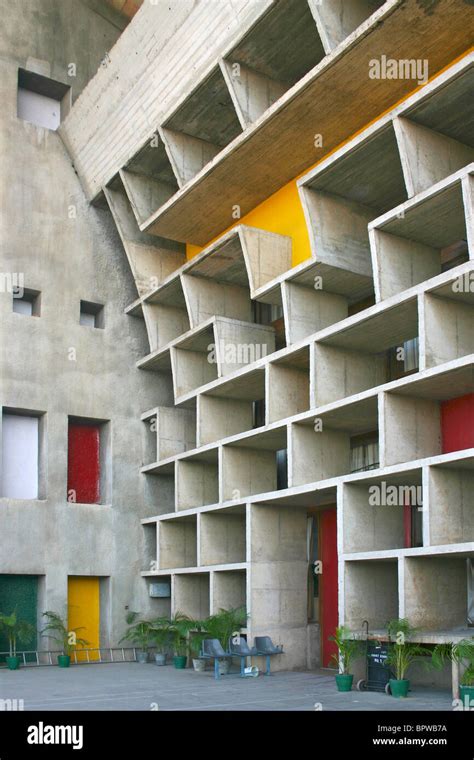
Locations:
429;463;474;546
212;569;246;612
67;417;110;505
267;348;310;423
404;555;472;632
221;427;287;501
200;506;246;566
343;471;423;554
371;179;469;300
17;68;71;130
344;559;399;631
290;396;379;486
223;0;326;127
1;409;45;499
159;515;197;570
80;300;105;328
175;450;218;511
174;573;210;620
314;299;419;405
12;288;41;316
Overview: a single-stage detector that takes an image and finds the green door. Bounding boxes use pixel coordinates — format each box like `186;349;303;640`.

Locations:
0;575;38;662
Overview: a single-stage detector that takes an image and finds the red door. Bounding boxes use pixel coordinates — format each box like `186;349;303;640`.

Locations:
320;509;338;667
67;423;101;504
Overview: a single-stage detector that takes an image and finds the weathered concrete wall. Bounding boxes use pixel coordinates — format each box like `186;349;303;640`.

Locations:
60;0;273;199
0;0;125;100
0;0;172;645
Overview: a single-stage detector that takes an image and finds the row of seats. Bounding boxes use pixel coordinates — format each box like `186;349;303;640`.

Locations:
201;636;283;680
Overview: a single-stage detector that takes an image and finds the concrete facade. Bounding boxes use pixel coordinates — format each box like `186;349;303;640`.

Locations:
1;0;473;698
0;0;172;647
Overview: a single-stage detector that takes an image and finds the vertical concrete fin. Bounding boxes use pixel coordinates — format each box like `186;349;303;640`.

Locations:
299;187;374;277
238;226;292;293
394;116;474;198
181;272;252;329
120;169;177;227
308;0;380;53
219;58;286;129
159;126;220;187
104;183;185;297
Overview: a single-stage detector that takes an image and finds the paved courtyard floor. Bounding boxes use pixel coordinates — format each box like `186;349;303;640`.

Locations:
0;663;453;711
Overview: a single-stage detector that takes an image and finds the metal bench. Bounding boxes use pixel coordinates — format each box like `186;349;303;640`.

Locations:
200;638;233;680
254;636;283;676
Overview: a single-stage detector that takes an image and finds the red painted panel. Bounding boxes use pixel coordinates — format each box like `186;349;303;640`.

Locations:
403;494;411;548
441;394;474;454
67;423;100;504
320;509;338;668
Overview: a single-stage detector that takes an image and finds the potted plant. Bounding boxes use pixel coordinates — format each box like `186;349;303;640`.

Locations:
329;625;364;692
386;618;432;698
168;612;195;669
41;611;89;667
432;637;474;704
150;617;172;666
0;611;36;670
201;607;248;676
119;611;155;663
188;624;208;672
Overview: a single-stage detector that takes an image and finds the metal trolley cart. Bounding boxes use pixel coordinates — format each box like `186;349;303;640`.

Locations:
356;630;393;694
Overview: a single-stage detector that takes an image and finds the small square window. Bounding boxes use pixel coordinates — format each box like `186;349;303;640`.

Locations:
80;300;104;329
17;69;71;131
12;289;41;316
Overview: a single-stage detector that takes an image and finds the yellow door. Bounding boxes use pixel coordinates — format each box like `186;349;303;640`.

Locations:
68;577;100;661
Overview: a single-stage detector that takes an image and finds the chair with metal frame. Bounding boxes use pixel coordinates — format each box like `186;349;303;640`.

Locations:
254;636;284;675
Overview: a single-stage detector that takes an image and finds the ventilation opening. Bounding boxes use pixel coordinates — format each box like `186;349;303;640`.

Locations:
17;69;71;130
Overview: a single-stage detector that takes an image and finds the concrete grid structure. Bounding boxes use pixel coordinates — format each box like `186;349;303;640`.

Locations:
1;0;474;697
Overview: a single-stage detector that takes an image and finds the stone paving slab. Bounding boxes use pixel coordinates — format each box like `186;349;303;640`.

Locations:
0;663;453;711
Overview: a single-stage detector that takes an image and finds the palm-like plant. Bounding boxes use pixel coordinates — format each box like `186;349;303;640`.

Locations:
41;611;89;656
119;611;155;652
149;616;173;654
432;637;474;686
386;618;431;680
0;611;36;657
329;626;364;674
168;612;197;657
202;607;248;651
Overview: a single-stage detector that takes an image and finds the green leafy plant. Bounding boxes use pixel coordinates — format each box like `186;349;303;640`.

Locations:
0;611;36;658
432;637;474;686
385;618;432;681
149;616;173;654
119;611;155;652
41;611;89;656
201;607;248;651
329;625;364;675
167;612;197;657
